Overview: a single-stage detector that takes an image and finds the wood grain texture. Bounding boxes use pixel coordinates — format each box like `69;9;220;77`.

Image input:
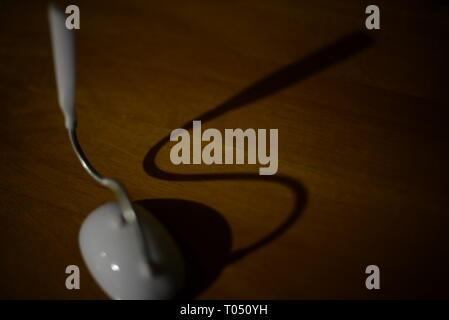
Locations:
0;0;448;299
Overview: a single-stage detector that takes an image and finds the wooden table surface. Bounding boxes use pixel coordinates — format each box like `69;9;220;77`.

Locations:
0;0;448;299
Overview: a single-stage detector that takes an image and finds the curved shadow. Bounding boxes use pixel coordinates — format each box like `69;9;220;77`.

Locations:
141;32;374;296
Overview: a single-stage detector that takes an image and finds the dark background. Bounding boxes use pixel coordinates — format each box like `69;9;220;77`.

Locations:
0;0;448;299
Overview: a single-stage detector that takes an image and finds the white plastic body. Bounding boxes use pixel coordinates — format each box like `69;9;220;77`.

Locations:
48;4;76;129
79;202;185;300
